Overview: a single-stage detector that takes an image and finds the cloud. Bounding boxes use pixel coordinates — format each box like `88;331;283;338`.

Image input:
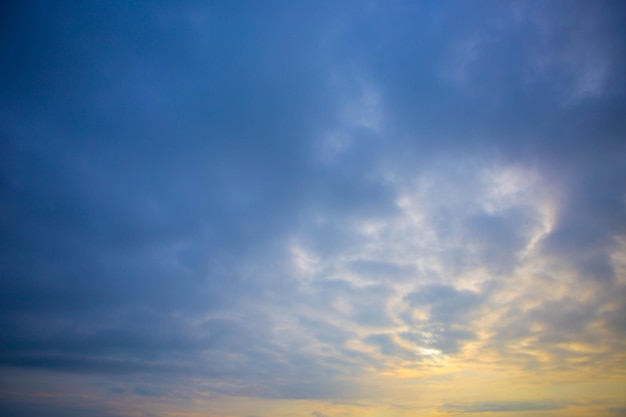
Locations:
442;400;563;413
1;1;625;416
0;402;128;417
364;334;416;360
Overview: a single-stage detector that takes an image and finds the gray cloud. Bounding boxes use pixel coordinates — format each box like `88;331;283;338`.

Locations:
406;285;483;325
442;400;563;413
364;334;416;361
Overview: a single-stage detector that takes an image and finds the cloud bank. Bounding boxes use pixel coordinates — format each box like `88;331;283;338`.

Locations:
1;1;625;416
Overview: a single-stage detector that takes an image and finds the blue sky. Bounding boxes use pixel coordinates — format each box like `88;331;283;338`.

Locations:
1;1;626;416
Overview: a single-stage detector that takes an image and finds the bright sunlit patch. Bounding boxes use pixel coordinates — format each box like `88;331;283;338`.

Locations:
277;158;594;411
419;347;443;357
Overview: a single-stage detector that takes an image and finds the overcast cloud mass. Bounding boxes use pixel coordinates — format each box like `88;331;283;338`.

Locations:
1;1;626;416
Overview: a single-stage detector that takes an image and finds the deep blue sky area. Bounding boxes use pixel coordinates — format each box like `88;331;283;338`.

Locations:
1;2;626;417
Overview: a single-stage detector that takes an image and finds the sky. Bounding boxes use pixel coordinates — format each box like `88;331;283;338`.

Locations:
1;1;626;416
